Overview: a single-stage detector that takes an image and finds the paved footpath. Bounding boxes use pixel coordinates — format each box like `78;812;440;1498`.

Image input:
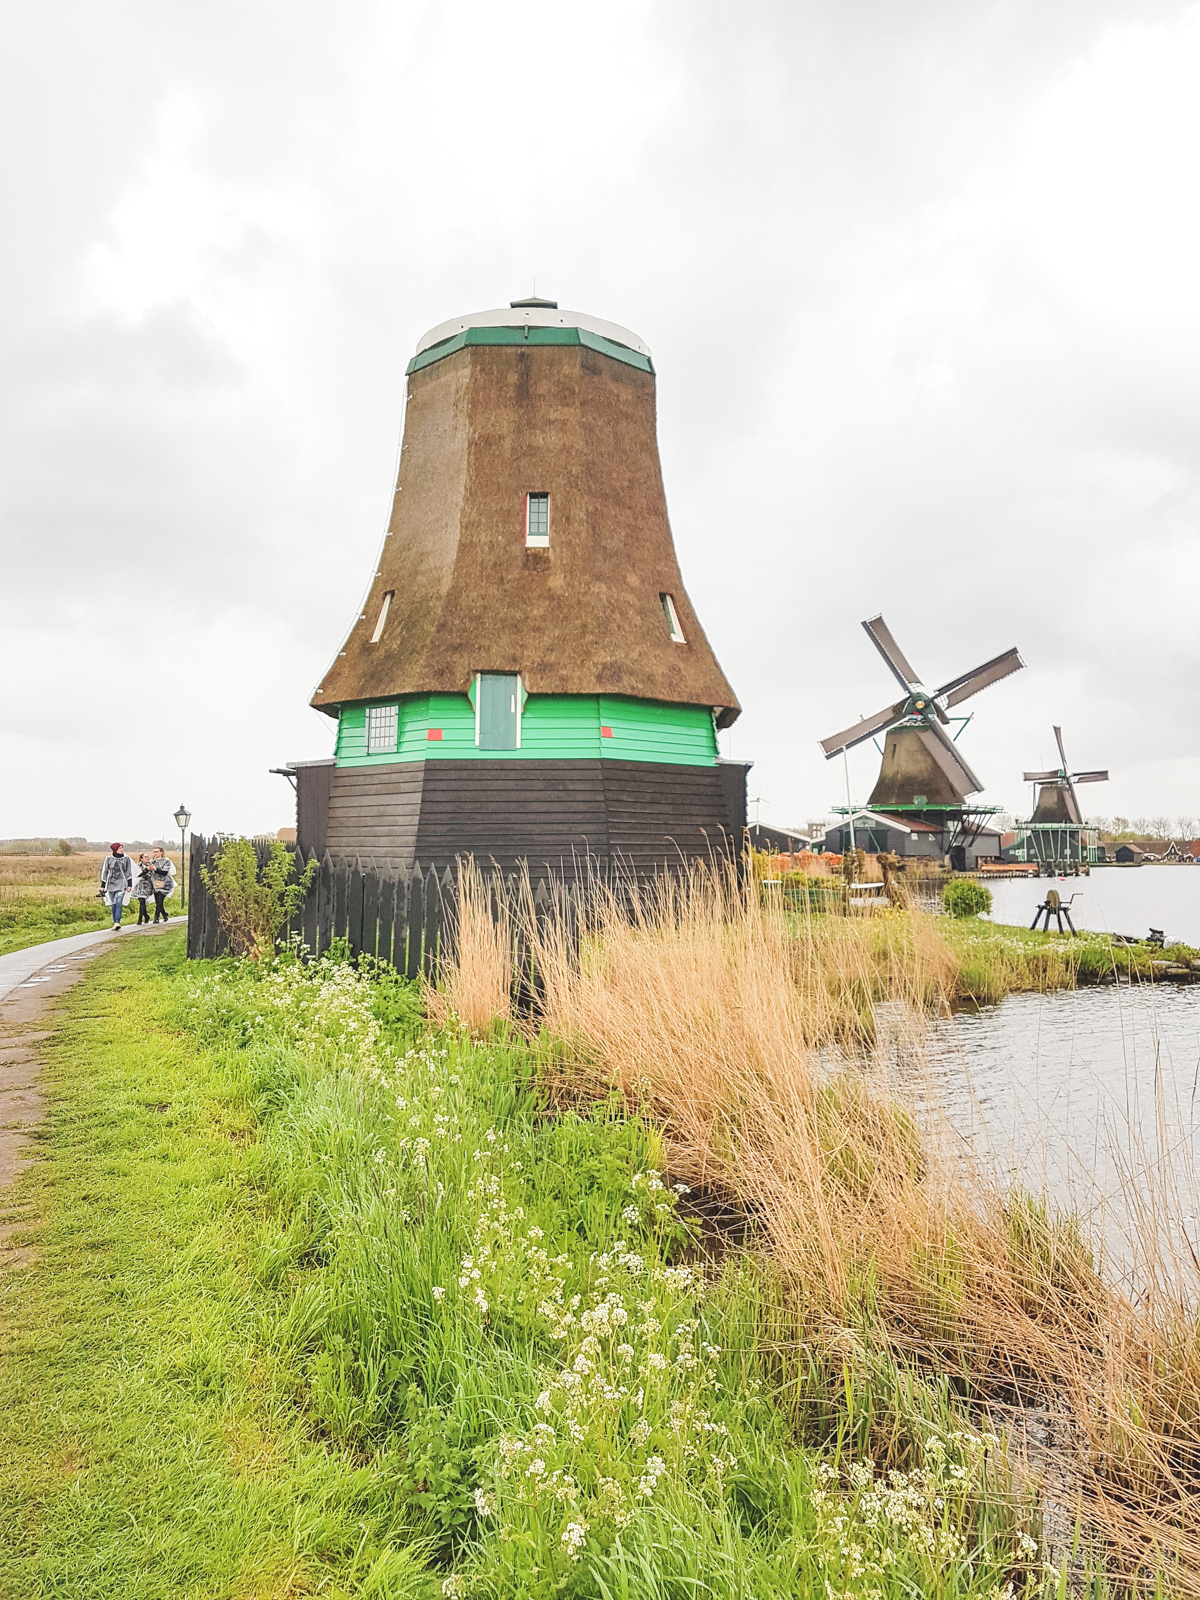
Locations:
0;922;179;1264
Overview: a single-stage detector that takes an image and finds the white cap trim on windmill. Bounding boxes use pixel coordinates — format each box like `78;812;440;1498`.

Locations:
415;305;652;360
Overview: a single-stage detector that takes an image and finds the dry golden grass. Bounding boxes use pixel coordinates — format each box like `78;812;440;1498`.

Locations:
434;861;1200;1589
0;851;110;889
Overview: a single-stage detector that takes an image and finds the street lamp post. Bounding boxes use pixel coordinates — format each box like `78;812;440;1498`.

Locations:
174;805;191;911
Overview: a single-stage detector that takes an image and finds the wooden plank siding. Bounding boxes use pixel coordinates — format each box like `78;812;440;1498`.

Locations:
185;809;748;973
307;756;749;879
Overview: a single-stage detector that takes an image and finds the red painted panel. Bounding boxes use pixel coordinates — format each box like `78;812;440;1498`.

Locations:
427;729;443;741
601;726;613;738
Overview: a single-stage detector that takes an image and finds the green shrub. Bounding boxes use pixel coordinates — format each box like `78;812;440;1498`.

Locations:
200;837;316;960
941;878;992;919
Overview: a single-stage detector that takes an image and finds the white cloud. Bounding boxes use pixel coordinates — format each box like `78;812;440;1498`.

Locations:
1;0;1197;838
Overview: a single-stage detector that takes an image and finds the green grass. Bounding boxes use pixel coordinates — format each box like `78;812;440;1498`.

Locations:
0;935;1053;1599
0;891;112;955
0;852;183;957
942;917;1200;1003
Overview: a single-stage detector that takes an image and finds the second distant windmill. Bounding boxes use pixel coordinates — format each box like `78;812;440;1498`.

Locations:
1016;725;1108;875
819;615;1024;870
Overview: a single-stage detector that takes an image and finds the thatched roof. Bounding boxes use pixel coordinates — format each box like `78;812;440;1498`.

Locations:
312;315;740;726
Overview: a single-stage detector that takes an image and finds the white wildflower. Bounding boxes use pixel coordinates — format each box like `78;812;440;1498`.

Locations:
561;1520;588;1559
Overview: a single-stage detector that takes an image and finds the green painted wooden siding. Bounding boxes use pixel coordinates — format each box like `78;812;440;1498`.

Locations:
406;325;654;377
334;694;717;768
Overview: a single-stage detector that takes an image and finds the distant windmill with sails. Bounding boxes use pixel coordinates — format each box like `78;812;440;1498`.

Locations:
1017;725;1108;874
819;615;1024;869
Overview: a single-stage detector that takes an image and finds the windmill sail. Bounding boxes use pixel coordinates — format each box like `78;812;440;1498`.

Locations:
937;647;1024;708
820;614;1022;811
820;697;908;758
862;615;921;690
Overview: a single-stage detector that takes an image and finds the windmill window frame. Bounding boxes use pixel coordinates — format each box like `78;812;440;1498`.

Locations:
369;591;394;643
474;672;524;750
660;592;686;643
525;492;550;548
366;702;399;755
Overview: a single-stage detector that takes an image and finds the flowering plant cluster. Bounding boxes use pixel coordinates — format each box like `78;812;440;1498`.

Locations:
459;1192;735;1571
810;1432;1053;1599
183;954;1051;1600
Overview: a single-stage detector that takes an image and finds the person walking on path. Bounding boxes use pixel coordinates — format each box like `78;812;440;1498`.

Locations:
149;847;176;923
131;854;155;925
99;843;133;931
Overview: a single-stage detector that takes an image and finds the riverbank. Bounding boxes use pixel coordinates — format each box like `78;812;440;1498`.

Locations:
5;887;1199;1592
941;918;1200;1004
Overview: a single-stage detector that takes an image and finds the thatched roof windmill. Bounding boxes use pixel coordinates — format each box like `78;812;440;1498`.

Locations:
287;297;747;875
1016;726;1108;873
820;615;1024;810
1024;726;1109;824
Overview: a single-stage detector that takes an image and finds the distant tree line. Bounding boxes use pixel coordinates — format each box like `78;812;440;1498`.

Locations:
1086;816;1200;842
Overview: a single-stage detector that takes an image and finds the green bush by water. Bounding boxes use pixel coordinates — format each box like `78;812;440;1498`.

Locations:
942;880;994;919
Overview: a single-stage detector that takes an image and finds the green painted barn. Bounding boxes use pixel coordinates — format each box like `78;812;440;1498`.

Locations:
288;298;748;875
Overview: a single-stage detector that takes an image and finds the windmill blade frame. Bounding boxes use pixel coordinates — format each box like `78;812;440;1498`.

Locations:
1023;770;1061;783
820;697;908;759
1072;770;1110;784
936;647;1024;709
1054;725;1069;770
861;615;921;692
923;715;984;796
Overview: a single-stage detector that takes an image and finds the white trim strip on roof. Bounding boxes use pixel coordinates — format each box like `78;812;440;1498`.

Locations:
415;306;652;359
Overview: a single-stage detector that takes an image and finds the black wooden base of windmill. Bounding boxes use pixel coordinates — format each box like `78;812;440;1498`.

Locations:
1031;888;1077;934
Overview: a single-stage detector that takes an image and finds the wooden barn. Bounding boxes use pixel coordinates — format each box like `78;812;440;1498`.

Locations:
283;299;748;876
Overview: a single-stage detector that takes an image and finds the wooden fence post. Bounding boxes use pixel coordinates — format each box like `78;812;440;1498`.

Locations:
362;863;380;960
405;865;424;979
377;873;395;967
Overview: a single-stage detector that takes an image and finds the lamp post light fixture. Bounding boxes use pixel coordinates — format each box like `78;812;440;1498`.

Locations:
173;804;191;911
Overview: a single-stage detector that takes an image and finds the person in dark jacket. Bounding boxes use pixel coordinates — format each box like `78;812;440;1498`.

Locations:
132;854;155;925
99;843;133;930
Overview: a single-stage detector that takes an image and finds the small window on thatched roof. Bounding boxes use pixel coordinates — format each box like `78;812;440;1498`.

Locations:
660;593;685;643
370;591;394;643
526;493;549;547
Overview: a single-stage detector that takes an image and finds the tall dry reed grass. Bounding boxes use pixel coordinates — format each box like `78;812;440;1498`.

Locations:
432;861;1200;1589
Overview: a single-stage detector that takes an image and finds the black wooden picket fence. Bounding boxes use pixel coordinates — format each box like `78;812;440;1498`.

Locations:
186;835;459;976
185;837;590;990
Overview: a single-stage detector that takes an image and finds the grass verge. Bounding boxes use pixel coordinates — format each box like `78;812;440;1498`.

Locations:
0;931;1049;1598
0;852;182;956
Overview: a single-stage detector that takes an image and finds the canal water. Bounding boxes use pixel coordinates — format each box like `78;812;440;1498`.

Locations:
881;870;1200;1273
983;864;1200;946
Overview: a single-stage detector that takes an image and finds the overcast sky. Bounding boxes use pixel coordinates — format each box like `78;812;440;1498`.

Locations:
2;0;1198;841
